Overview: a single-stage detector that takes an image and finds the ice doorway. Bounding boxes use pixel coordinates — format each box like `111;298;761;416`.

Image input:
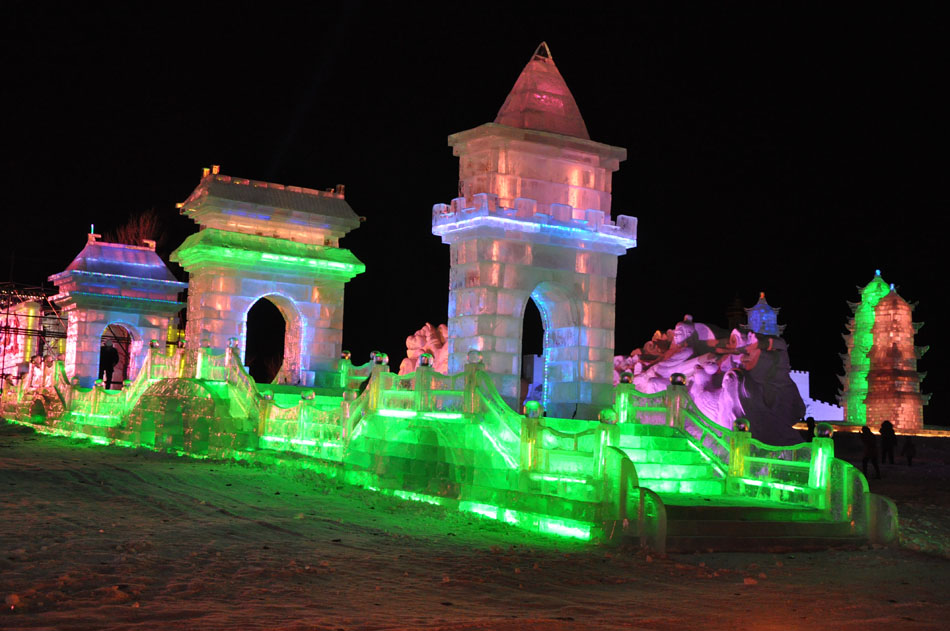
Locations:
520;298;544;409
521;283;580;419
245;298;286;384
99;324;133;389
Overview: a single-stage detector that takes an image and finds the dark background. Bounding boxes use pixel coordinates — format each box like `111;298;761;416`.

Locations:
2;2;945;422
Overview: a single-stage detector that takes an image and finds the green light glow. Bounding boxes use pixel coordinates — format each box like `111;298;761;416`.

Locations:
392;489;447;506
172;228;365;278
458;501;592;541
377;409;417;418
529;473;589;484
478;425;519;469
375;409;465;421
421;411;464;420
738;478;804;493
684;439;727;477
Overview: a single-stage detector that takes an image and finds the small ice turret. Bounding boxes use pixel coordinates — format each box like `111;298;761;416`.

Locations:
49;234;187;386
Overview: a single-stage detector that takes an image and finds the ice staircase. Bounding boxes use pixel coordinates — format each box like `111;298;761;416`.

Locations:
617;423;725;496
616;423;864;551
660;501;863;552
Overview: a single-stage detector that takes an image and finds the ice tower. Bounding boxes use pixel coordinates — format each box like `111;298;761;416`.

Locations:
50;234;187;386
171;169;364;386
744;292;785;336
432;44;637;419
840;271;929;430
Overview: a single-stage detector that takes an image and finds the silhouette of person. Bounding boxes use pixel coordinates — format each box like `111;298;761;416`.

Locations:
879;420;897;465
99;340;119;388
860;426;881;479
901;437;917;467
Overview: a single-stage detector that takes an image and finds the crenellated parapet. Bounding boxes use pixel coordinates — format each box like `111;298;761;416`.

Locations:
432;193;637;254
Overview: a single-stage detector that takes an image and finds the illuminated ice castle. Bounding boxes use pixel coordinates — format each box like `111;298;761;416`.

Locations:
2;45;897;551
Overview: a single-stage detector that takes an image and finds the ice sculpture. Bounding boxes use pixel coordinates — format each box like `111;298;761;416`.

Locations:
171;169;365;387
49;234;187;387
840;271;929;431
398;322;449;375
615;315;805;445
0;45;901;552
433;43;637;419
745;292;785;336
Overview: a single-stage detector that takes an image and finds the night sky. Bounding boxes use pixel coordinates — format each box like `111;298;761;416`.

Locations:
3;3;945;422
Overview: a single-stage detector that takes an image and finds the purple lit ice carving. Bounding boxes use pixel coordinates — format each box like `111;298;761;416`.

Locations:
615;316;805;445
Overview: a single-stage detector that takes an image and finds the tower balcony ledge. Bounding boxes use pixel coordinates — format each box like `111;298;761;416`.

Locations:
432;194;636;251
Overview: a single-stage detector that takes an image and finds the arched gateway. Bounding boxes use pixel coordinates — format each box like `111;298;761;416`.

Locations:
49;235;187;387
171;170;364;386
432;44;637;419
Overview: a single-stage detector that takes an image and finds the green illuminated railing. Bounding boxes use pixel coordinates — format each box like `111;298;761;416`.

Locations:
614;381;834;509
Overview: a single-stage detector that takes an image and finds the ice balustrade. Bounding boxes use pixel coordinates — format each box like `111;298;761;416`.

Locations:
260;356;837;512
615;378;834;509
225;343;263;421
337;355;373;390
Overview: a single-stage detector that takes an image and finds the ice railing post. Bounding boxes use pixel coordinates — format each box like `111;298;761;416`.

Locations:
338;350;353;390
664;374;687;431
463;350;484;414
366;351;390;413
615;372;636;423
728;418;751;484
808;423;835;510
521;400;543;471
414;353;433;412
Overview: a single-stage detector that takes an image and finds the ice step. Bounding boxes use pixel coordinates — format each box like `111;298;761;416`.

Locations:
620;423;683;437
637;478;724;495
664;503;829;522
621;447;706;466
666;518;857;538
633;463;719;480
664;533;864;553
658;503;867;551
618;434;694;450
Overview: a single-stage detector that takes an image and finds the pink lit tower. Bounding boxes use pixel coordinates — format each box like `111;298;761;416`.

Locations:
432;43;637;419
840;271;929;431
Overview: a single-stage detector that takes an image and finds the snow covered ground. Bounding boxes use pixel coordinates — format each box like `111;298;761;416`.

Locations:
2;421;949;630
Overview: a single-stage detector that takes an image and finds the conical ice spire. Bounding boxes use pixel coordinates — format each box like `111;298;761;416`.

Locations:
494;42;590;140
